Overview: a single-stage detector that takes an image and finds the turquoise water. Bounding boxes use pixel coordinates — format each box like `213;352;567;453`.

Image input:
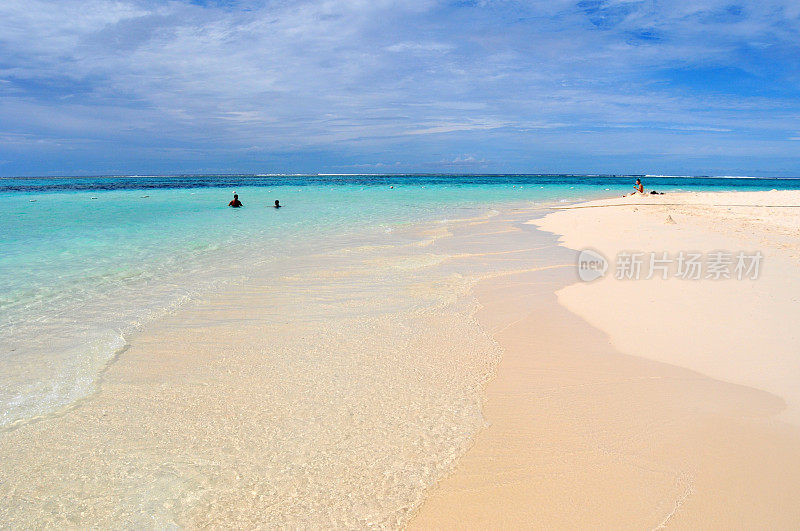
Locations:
2;174;799;429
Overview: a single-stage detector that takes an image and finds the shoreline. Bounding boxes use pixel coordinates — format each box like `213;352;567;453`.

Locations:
2;191;800;526
411;191;800;527
0;204;520;527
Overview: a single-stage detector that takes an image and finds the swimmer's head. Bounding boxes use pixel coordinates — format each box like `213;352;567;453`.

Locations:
233;194;238;199
275;200;280;207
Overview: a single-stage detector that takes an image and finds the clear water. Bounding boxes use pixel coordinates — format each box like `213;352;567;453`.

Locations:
2;174;799;429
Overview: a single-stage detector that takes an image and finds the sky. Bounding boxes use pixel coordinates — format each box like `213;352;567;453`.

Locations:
1;0;800;177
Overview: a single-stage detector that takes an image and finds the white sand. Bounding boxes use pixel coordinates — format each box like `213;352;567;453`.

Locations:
411;192;800;528
534;190;800;423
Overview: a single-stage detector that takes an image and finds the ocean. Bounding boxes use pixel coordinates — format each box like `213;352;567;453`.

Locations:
2;174;798;430
2;173;800;526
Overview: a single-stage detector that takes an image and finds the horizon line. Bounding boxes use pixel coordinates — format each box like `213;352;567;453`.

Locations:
2;173;800;181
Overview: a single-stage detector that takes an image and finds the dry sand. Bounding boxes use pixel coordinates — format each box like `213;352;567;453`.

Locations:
411;191;800;528
537;190;800;424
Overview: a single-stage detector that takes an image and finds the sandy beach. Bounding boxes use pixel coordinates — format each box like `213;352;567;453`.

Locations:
411;190;800;528
5;0;800;525
2;190;800;527
536;190;800;423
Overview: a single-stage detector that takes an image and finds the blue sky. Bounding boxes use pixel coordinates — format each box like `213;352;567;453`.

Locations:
1;0;800;176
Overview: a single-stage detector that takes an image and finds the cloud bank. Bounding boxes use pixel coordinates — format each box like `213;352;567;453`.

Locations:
1;0;799;175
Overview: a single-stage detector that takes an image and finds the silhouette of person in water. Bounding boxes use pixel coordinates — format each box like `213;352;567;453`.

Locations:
274;200;281;208
229;193;243;208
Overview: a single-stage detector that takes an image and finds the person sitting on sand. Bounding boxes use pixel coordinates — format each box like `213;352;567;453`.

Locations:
228;194;243;208
625;178;644;197
274;200;281;208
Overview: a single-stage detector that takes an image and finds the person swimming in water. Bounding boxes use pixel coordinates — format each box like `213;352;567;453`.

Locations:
229;193;243;207
274;200;281;208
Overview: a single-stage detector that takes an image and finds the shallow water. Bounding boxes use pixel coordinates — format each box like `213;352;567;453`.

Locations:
2;174;800;526
0;205;510;527
1;174;798;429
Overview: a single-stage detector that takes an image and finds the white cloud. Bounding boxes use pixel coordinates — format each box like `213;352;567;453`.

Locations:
404;120;508;136
0;0;799;173
385;41;454;53
442;154;487;165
